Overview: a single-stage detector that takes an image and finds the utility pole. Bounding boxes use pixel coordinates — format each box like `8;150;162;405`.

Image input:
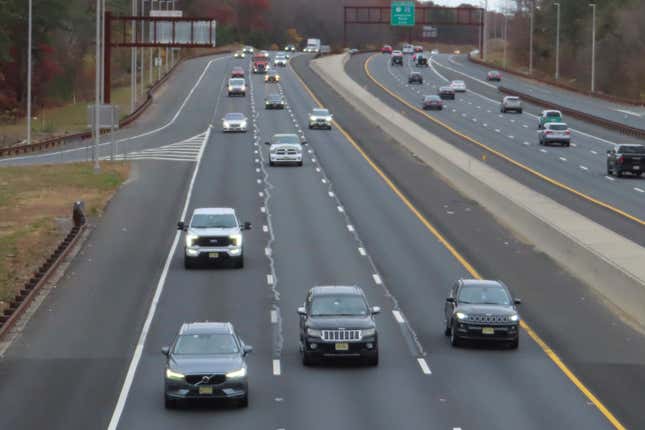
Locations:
149;0;153;85
554;2;560;80
482;0;488;61
529;0;534;74
503;12;508;69
94;0;101;171
589;2;596;92
171;0;176;66
140;0;145;97
26;0;32;146
100;0;105;103
130;0;137;113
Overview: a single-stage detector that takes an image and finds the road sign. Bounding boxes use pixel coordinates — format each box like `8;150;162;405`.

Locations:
422;25;438;39
391;1;415;27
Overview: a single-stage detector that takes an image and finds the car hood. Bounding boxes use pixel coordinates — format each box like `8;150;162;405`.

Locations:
307;315;374;330
169;353;244;375
455;303;517;316
224;118;247;124
229;84;245;88
310;115;331;120
271;143;301;150
188;227;239;236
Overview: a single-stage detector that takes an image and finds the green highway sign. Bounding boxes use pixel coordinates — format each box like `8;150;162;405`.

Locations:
391;1;415;27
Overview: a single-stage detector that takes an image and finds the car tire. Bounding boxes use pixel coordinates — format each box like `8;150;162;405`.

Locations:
308;124;312;129
509;337;519;349
606;165;612;176
444;320;451;336
302;351;317;366
565;142;570;147
450;323;461;347
164;395;177;409
616;168;623;177
297;161;303;167
234;255;244;269
269;161;275;167
501;108;505;113
239;393;249;408
184;257;195;270
366;352;379;366
518;109;523;114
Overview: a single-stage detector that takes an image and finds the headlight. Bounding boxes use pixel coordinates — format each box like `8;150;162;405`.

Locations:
361;328;376;337
223;121;230;128
240;120;247;128
456;312;468;320
226;367;247;379
229;233;242;247
227;86;233;91
307;328;322;337
185;233;198;247
166;368;185;381
509;314;519;322
309;115;315;121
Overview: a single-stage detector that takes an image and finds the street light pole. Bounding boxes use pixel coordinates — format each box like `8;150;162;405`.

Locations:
589;2;596;92
26;0;32;146
503;10;508;69
529;0;534;74
130;0;137;113
100;0;105;103
482;0;488;61
140;0;145;97
94;0;101;171
554;2;560;80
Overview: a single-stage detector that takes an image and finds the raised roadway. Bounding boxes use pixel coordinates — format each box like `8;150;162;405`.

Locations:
0;51;643;429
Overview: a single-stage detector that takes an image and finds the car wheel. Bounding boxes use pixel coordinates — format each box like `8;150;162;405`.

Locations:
565;142;570;147
450;323;461;347
302;351;317;366
297;161;303;167
509;337;519;349
234;255;244;269
165;395;177;409
308;124;312;129
366;352;379;366
518;109;523;114
500;108;505;113
616;168;623;177
269;161;274;167
606;165;612;176
444;320;451;336
184;257;194;269
239;393;249;408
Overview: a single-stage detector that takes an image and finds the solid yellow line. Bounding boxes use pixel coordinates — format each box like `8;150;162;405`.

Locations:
290;54;627;430
364;54;644;226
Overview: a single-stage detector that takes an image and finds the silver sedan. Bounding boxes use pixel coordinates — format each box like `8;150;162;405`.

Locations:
222;113;248;132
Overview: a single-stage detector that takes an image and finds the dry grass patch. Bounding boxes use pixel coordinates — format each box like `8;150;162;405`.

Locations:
0;162;129;312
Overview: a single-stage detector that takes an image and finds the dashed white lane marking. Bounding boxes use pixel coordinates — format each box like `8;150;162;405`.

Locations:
523;124;529;128
358;247;366;256
256;168;261;173
259;191;264;197
262;225;269;232
606;176;615;181
635;187;645;193
311;158;316;163
417;358;432;375
347;225;355;232
328;191;335;197
540;149;548;153
483;123;488;127
523;141;531;146
571;143;577;147
392;310;405;323
315;167;321;172
261;206;266;213
337;205;344;212
454;428;463;430
321;178;327;184
579;165;589;171
508;135;514;139
559;157;567;162
267;274;274;285
591;150;598;155
257;179;262;184
273;359;281;376
494;129;501;133
271;310;278;323
372;274;383;285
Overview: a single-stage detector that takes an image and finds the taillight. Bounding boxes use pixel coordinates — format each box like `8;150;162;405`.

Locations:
617;155;624;165
565;130;570;135
544;131;552;135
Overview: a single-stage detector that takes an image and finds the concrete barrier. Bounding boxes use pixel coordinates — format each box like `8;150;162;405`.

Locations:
311;53;645;329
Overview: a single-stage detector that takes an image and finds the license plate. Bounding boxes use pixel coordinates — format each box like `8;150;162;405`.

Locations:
335;343;349;351
208;252;219;259
482;327;495;335
198;386;213;395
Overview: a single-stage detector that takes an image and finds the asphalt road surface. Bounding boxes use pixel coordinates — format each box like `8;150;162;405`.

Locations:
0;52;642;430
354;52;644;242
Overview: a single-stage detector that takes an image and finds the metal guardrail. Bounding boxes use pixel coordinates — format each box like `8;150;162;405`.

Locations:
499;86;645;139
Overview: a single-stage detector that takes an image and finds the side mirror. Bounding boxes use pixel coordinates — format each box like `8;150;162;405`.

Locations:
371;306;381;315
243;221;252;230
243;345;254;355
161;346;170;356
297;306;306;316
177;221;185;231
446;297;455;303
514;298;522;305
264;141;271;145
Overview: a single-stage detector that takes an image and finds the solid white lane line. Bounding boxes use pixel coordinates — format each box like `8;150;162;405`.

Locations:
267;274;274;285
392;310;405;323
273;359;281;376
372;274;383;285
417;358;432;375
358;247;366;256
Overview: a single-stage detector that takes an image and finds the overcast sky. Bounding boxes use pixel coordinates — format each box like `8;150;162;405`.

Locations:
426;0;506;12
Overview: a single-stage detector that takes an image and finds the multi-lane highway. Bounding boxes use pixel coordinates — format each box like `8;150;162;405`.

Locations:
0;51;643;429
353;52;644;241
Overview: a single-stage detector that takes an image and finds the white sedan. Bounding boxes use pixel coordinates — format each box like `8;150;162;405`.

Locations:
450;80;467;92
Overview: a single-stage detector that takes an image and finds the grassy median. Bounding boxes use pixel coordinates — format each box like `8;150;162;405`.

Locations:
0;162;130;313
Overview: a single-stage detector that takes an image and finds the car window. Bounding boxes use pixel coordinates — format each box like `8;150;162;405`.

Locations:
191;214;237;228
548;124;568;130
310;295;368;316
458;284;511;305
312;109;329;115
225;113;245;120
229;78;244;85
173;333;239;355
272;134;300;144
619;145;645;154
546;111;561;117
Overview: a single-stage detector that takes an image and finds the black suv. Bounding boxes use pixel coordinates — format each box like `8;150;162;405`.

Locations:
408;72;423;84
265;93;285;109
298;286;380;366
444;279;521;348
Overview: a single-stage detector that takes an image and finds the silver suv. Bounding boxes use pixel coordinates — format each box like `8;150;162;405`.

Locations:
227;78;246;97
501;96;522;113
178;208;251;269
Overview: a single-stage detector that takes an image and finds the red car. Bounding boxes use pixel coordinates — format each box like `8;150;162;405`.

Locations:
487;70;502;81
381;45;393;54
231;66;245;78
414;45;423;53
422;95;443;110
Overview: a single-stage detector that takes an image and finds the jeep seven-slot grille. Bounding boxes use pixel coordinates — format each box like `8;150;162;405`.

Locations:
321;329;362;341
467;314;510;324
194;236;231;247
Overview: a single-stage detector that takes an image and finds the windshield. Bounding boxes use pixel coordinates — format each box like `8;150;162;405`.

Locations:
190;214;237;229
312;109;329;116
272;134;300;144
458;285;511;305
546;111;561;117
267;94;282;101
173;333;239;355
224;113;245;120
452;81;464;85
548;124;568;131
310;295;368;316
229;79;244;85
619;145;645;154
425;96;440;101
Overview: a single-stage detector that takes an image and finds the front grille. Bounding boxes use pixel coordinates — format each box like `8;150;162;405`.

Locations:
321;329;362;342
467;314;511;324
185;374;226;385
194;236;231;247
275;149;298;155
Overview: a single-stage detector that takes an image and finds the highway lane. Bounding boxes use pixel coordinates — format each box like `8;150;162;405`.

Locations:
359;53;645;239
0;54;233;167
438;53;645;132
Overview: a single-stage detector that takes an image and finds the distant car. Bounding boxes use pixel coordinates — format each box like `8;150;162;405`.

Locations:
298;285;380;366
162;321;253;408
242;46;254;54
538;110;563;129
413;45;423;53
391;51;403;65
415;54;428;67
431;49;439;55
402;44;414;55
231;66;245;78
538;122;571;147
265;93;285;109
422;95;443;110
381;44;393;54
487;70;502;81
453;49;461;55
284;44;296;52
308;108;333;129
222;112;248;132
274;55;288;67
408;72;423;84
265;133;305;166
438;86;455;100
265;70;280;83
178;207;251;268
606;144;645;177
233;50;245;59
450;80;466;92
501;96;522;113
444;279;521;349
227;78;246;97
